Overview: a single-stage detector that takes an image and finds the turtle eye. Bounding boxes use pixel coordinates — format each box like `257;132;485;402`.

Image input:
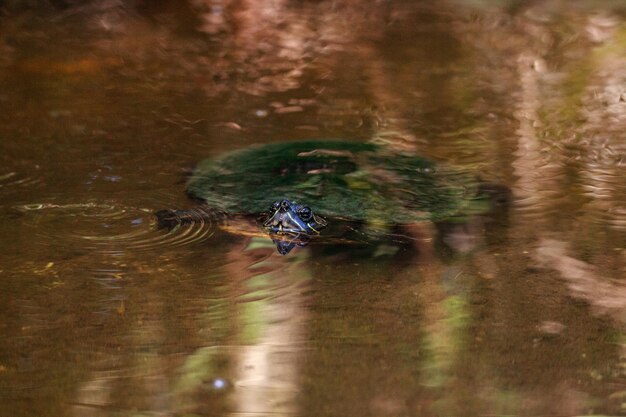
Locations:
298;206;312;221
270;201;280;212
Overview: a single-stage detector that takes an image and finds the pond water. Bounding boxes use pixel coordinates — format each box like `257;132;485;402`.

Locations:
0;1;625;416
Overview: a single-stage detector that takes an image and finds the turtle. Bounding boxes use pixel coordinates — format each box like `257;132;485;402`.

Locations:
262;199;328;255
156;140;508;255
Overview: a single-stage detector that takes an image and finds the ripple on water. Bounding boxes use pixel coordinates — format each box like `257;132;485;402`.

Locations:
581;160;626;232
12;202;217;253
0;169;43;192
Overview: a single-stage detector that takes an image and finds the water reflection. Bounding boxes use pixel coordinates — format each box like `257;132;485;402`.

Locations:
70;239;310;416
0;1;624;416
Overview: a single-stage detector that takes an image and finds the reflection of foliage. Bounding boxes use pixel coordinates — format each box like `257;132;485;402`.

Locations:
187;140;483;225
420;295;470;389
172;346;234;416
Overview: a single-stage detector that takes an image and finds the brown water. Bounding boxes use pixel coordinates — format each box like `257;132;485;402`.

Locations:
0;1;625;416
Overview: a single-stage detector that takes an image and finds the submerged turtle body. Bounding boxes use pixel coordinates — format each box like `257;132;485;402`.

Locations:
186;140;484;228
160;139;496;254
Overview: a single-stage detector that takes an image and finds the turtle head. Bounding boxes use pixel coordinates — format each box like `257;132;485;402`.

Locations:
263;199;326;254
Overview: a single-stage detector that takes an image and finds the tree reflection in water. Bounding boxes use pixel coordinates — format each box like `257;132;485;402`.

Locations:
0;0;623;416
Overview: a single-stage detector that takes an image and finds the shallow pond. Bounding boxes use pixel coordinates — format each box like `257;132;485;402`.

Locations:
0;1;625;416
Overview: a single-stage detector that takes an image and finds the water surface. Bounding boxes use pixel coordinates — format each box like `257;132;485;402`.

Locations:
0;1;625;416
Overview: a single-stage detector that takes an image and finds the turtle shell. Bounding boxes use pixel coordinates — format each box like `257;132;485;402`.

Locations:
186;140;484;226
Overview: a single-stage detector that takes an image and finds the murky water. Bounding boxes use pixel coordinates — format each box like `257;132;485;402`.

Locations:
1;1;625;416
